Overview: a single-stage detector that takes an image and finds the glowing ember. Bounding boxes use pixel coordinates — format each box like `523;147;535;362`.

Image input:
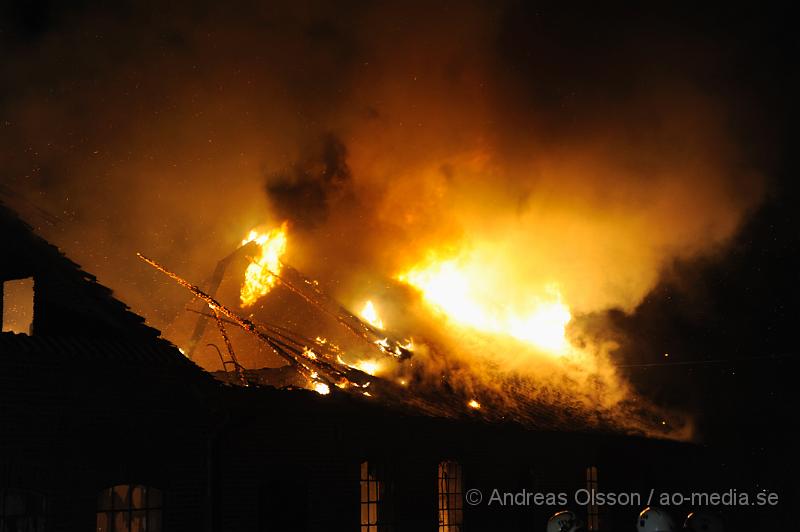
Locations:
399;339;414;352
398;256;572;354
374;338;390;352
467;399;481;409
240;223;288;307
312;381;330;395
360;300;384;329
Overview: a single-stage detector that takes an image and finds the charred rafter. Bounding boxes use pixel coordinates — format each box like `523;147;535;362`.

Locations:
137;253;375;391
271;261;412;360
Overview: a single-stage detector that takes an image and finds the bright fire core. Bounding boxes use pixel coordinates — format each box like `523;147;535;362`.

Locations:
240;223;288;307
398;256;572;355
360;300;384;330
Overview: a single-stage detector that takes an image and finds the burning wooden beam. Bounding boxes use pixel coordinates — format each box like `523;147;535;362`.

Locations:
137;253;373;390
273;262;412;360
185;241;260;359
212;308;247;385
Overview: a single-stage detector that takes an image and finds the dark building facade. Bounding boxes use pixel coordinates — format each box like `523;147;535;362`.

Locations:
0;204;772;531
1;204;215;531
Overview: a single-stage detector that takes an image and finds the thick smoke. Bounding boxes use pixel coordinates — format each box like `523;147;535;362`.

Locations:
0;2;771;437
265;135;352;230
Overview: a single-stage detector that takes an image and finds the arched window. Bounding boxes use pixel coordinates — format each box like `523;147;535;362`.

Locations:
437;461;463;532
96;484;162;532
0;489;46;531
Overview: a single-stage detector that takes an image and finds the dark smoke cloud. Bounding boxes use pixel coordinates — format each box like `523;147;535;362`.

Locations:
265;134;353;230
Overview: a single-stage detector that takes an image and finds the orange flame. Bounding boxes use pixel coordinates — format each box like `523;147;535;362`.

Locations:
360;300;384;329
352;359;383;376
398;254;572;355
240;223;288;307
312;381;330;395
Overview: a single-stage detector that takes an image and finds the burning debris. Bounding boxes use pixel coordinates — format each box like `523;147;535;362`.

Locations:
138;223;689;438
139;226;488;420
138;252;402;401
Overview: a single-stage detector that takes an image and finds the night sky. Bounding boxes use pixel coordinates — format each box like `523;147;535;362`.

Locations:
1;0;797;481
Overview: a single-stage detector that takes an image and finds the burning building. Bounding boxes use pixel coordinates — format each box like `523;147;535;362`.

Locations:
0;2;793;530
1;201;758;531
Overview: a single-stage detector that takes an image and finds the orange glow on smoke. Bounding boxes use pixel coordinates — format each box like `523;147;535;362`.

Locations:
240;223;288;307
398;253;572;355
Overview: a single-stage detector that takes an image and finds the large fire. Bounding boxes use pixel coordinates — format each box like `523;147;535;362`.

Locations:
398;254;572;355
139;216;687;438
240;223;288;307
134;201;680;438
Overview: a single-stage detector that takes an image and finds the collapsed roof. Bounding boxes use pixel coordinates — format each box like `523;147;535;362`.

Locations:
0;202;670;437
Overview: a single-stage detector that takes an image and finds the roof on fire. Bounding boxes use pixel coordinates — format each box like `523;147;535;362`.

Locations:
0;202;665;438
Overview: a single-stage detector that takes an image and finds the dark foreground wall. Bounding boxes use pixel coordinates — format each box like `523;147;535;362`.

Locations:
2;336;783;531
213;386;764;532
0;334;214;532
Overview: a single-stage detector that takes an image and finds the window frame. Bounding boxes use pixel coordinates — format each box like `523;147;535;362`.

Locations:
360;460;392;532
0;488;47;532
586;465;599;531
96;484;163;532
437;460;464;532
